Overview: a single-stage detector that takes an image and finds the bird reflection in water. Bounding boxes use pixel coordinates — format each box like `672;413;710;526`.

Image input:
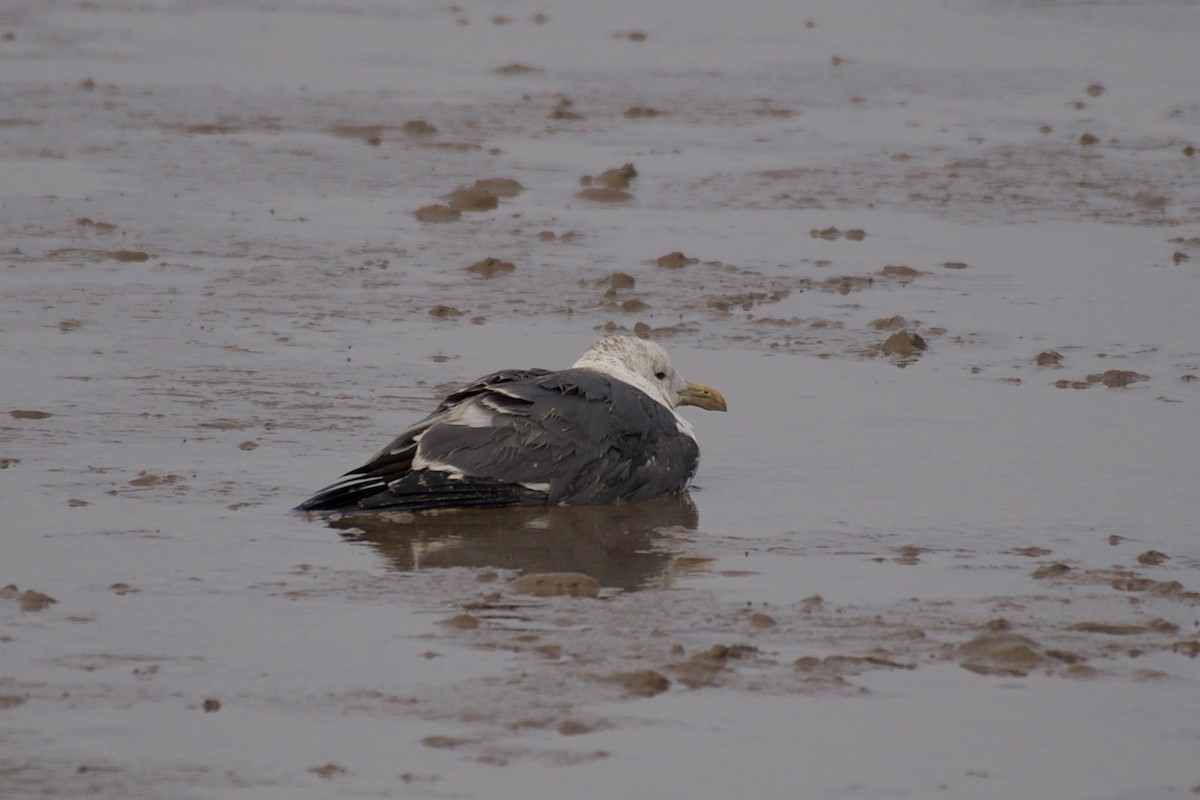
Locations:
322;493;704;591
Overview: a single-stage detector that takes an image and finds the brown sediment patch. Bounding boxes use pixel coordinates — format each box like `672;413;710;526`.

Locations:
402;119;438;136
667;644;759;689
326;124;385;142
605;272;636;293
1089;369;1148;388
309;762;347;778
581;163;637;190
656;251;698;270
428;305;466;319
472;177;523;198
75;217;118;233
2;585;58;612
494;63;543;75
624;106;663;118
110;250;151;262
958;631;1046;677
1035;350;1063;367
441;614;479;630
749;612;777;628
1031;562;1071;579
183;122;239;135
1012;547;1053;558
414;204;462;223
445;186;499;212
128;471;181;487
1069;621;1175;636
942;261;969;269
871;315;911;331
1137;550;1169;566
795;653;915;678
576;187;632;203
465;257;515;278
422;735;476;749
620;298;650;313
880;331;927;358
10;409;53;420
610;670;671;697
810;226;866;241
820;274;873;294
879;265;925;281
511;573;600;598
893;545;924;565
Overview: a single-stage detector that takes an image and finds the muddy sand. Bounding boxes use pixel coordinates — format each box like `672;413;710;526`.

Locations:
3;0;1199;798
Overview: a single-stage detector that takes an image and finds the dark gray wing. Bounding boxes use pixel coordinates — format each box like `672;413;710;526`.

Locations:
296;368;699;513
295;369;550;512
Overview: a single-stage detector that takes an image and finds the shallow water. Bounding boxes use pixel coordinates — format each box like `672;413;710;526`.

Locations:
3;0;1199;797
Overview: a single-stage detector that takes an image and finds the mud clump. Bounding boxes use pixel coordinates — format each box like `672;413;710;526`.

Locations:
472;177;522;198
1031;562;1071;579
1079;132;1099;146
76;217;118;233
129;471;180;487
445;186;499;212
17;589;57;612
10;409;53;420
880;330;926;357
656;251;698;270
581;163;637;190
668;644;758;689
1137;550;1169;566
510;572;600;598
110;250;150;262
428;305;466;319
1089;369;1148;388
611;670;670;697
605;272;636;294
494;63;543;75
871;315;911;331
402;119;438;136
879;265;924;281
958;631;1046;677
1035;350;1063;367
310;762;347;779
624;106;662;118
810;226;866;241
413;204;462;223
1055;370;1149;390
440;613;479;630
465;257;515;278
202;698;221;713
576;187;632;203
3;585;56;612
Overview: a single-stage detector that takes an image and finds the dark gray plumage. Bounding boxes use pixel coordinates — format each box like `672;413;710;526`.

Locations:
297;336;726;514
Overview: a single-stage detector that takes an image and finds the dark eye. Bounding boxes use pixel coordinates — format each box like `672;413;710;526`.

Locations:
654;371;666;380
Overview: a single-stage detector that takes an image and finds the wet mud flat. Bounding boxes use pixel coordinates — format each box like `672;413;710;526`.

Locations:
3;0;1200;798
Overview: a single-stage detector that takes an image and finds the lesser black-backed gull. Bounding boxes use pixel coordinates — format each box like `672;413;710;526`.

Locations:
296;335;726;513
